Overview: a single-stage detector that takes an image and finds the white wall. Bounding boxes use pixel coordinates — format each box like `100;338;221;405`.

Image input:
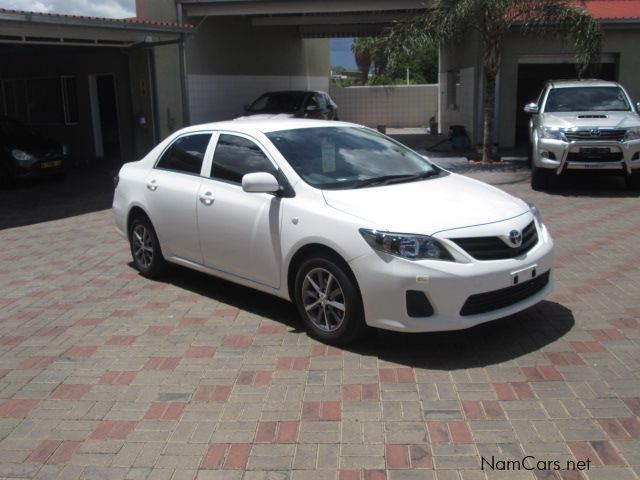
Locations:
188;74;330;123
328;85;439;128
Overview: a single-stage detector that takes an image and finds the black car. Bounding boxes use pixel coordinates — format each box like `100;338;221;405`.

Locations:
0;116;69;187
239;90;339;120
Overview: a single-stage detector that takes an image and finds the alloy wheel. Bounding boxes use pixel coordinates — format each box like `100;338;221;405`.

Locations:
132;224;154;269
301;267;346;332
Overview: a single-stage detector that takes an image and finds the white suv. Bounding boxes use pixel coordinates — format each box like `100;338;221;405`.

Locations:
525;79;640;190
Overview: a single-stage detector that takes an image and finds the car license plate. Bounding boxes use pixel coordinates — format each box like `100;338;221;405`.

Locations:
580;147;609;154
510;264;538;286
40;160;62;169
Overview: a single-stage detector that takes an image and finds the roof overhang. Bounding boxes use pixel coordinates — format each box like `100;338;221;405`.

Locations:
0;9;195;48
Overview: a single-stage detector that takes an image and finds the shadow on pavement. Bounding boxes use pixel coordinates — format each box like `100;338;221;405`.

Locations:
542;172;640;198
0;167;115;230
152;264;573;369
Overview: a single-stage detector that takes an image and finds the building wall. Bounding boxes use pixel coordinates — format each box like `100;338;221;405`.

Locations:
184;16;330;123
439;32;482;141
328;85;439;128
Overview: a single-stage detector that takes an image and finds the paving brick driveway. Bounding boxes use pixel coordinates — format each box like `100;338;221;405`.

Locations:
0;167;639;480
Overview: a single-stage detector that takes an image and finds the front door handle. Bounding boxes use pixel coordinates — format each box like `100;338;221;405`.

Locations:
146;180;158;191
199;192;214;206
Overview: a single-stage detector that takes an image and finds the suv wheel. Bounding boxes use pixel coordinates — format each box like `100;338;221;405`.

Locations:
531;165;552;191
129;215;168;278
294;256;366;345
625;172;640;190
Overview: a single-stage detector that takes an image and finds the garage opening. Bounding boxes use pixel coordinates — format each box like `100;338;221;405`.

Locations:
515;55;618;145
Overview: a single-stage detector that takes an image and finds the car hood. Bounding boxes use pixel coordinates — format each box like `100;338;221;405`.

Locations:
235;113;296;121
541;111;640;129
322;173;530;235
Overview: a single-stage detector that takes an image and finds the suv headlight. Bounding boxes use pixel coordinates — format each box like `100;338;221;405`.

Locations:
624;127;640;141
540;127;564;141
11;149;33;164
359;229;454;261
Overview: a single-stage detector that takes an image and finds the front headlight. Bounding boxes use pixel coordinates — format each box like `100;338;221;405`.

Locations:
624;127;640;141
527;202;541;223
11;149;33;163
359;229;454;261
540;127;564;140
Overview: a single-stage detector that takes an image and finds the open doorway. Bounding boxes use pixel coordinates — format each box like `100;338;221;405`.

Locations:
89;73;121;162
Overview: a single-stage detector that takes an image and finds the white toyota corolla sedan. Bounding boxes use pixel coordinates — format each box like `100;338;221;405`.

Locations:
113;119;554;344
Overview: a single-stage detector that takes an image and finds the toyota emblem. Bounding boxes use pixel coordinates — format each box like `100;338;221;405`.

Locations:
509;230;523;247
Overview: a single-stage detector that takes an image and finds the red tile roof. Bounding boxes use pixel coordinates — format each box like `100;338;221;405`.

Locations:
586;0;640;19
0;8;195;30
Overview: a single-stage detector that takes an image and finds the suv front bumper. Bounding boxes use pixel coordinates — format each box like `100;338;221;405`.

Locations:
536;138;640;174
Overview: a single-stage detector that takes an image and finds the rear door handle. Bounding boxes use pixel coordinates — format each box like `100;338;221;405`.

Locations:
199;192;214;206
146;180;158;191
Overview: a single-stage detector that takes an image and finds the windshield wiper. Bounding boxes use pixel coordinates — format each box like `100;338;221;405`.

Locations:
352;171;439;189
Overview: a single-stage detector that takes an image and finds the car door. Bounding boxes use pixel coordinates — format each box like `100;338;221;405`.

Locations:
144;131;213;263
197;132;283;288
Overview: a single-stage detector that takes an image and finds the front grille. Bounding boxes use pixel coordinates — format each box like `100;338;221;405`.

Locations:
566;151;623;162
451;221;538;261
564;129;626;142
460;271;550;316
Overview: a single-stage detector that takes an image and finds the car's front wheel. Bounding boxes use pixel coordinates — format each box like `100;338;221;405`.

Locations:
625;172;640;190
129;215;168;278
294;256;366;345
531;164;552;191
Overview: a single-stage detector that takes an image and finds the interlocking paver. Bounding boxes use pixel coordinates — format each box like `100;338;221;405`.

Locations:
1;168;639;478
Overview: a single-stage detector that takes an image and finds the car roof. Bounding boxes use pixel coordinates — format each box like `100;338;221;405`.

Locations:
547;79;621;89
178;119;358;135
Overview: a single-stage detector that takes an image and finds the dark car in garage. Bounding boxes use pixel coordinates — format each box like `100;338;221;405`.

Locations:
237;90;339;121
0;116;69;187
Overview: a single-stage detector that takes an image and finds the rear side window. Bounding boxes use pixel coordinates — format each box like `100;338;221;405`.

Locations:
156;133;211;175
211;134;277;184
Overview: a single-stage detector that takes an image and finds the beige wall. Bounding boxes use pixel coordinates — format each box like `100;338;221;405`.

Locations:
329;85;439;128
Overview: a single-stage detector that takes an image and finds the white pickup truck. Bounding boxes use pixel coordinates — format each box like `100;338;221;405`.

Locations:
525;79;640;190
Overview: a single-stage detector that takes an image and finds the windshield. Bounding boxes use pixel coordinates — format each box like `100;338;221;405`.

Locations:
544;86;631;112
266;126;440;190
248;92;307;114
0;118;36;137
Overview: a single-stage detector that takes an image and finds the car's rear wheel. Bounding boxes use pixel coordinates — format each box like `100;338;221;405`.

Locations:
531;164;552;191
294;256;366;345
625;172;640;190
129;215;168;278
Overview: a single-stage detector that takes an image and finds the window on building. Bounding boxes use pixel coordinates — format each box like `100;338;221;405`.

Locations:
211;134;278;184
156;133;212;175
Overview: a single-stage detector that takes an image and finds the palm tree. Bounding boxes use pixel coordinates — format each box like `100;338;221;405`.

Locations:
390;0;602;161
351;37;375;85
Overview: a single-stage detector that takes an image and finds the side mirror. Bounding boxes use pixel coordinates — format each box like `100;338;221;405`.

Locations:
242;172;281;193
306;105;318;112
524;102;539;114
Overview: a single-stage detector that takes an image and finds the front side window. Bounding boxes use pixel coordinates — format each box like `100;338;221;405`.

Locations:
266;126;440;190
247;92;306;114
211;134;278;184
544;87;631;112
156;133;211;175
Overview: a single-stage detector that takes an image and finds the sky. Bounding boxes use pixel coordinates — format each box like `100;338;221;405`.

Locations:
331;38;356;70
0;0;136;17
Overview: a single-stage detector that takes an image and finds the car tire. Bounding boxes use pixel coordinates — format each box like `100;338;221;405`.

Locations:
527;144;533;168
129;215;168;278
294;255;367;345
625;172;640;190
531;165;552;191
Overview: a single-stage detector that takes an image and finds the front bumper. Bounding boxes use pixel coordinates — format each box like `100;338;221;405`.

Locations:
13;156;69;179
349;220;554;333
535;138;640;174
